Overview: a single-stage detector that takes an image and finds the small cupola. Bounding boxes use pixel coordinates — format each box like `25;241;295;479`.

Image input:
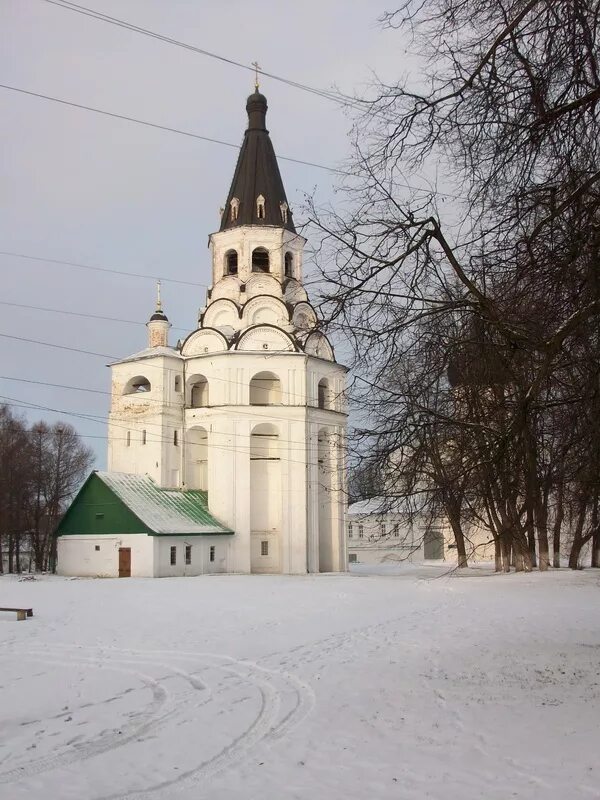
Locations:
147;281;171;348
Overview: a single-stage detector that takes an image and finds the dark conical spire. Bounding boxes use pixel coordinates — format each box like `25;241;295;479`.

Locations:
219;91;296;233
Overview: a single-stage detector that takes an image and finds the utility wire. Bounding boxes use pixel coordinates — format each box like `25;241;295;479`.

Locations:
0;250;205;288
0;300;189;333
0;332;347;406
0;393;344;474
0;83;347;177
40;0;359;112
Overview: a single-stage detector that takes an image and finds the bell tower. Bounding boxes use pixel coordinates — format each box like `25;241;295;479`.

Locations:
179;87;348;574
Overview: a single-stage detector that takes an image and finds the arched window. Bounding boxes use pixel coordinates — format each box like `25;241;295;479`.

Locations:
123;376;151;395
250;371;282;405
230;197;239;221
189;376;209;408
250;422;280;459
256;194;265;220
225;249;238;276
284;251;293;278
280;202;288;224
252;247;270;273
318;378;330;409
174;376;181;392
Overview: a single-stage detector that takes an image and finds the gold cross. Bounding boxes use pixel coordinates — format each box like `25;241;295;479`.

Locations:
251;61;261;91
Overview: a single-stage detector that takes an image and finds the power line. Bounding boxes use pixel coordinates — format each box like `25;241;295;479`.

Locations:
0;393;343;472
0;375;108;396
0;83;347;177
0;332;113;360
40;0;357;112
0;332;347;407
0;250;205;288
0;300;190;333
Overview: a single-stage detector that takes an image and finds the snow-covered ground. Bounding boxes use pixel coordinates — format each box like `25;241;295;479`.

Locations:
1;565;599;800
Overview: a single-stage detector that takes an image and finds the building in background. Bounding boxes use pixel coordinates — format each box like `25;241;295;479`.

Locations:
56;89;347;578
346;496;494;565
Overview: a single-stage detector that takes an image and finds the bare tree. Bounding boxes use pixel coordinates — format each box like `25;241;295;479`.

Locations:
309;0;600;571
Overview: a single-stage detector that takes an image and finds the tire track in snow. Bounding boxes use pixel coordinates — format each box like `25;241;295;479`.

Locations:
0;654;169;784
2;644;314;799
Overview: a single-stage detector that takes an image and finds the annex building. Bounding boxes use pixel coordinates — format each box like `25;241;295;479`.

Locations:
56;89;348;578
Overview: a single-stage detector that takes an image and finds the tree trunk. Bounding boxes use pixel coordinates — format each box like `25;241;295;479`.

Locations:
552;484;565;568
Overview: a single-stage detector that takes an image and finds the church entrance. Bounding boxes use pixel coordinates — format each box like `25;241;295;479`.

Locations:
118;547;131;577
250;423;281;573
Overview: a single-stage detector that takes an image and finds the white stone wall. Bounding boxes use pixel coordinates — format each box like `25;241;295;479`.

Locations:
155;536;232;577
56;534;233;577
346;513;495;564
56;534;155;577
108;354;184;488
209;226;306;286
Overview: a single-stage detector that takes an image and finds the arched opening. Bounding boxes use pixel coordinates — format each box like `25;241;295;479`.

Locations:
284;251;293;278
123;376;151;395
318;378;330;409
250;423;280;573
318;428;334;572
225;249;238;275
188;375;209;407
186;426;208;491
256;194;265;220
250;371;281;405
251;247;270;273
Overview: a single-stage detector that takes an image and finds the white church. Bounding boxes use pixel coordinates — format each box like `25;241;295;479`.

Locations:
56;89;348;578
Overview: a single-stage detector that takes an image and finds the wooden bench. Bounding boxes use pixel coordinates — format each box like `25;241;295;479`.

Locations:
0;607;33;621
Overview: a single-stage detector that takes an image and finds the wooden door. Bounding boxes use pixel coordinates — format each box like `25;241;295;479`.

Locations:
118;547;131;577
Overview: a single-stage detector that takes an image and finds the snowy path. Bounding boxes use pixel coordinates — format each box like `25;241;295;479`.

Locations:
0;567;599;799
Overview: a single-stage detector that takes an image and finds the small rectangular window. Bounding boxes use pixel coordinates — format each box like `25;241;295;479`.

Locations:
170;546;177;565
142;430;147;445
126;431;131;447
261;540;269;556
95;545;100;552
209;545;215;563
394;525;400;538
380;523;386;536
173;430;179;446
349;553;357;563
359;525;364;539
185;545;192;565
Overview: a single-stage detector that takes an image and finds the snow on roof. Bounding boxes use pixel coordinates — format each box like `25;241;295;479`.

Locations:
109;346;182;366
97;472;233;535
347;496;408;517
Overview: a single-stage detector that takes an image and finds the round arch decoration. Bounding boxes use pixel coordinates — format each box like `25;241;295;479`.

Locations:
303;331;335;361
291;301;318;331
201;298;241;330
181;327;229;356
245;273;281;300
210;275;241;303
241;295;290;328
236;324;298;353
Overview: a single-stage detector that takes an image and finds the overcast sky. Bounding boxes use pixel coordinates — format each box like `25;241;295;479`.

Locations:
1;0;419;467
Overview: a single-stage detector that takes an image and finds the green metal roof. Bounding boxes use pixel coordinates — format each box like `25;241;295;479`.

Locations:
57;471;234;537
